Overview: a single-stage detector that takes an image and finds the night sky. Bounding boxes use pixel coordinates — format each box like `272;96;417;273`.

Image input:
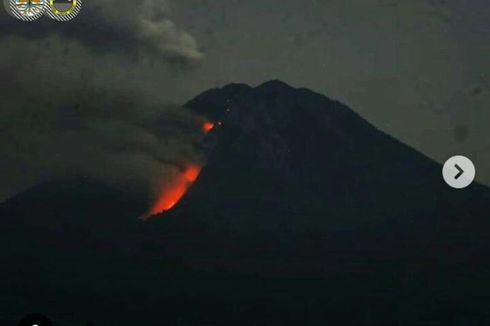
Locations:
0;0;488;200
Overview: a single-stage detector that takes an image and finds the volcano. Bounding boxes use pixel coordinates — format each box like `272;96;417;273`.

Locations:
152;80;490;266
1;80;489;325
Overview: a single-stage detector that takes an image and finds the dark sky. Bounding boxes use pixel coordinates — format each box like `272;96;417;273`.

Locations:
0;0;489;200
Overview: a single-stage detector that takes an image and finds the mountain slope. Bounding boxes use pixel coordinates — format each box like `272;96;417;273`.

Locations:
1;80;489;325
182;80;486;218
154;81;489;251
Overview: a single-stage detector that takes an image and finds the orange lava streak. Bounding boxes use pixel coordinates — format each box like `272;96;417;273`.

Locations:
203;121;215;134
144;164;202;219
184;165;201;182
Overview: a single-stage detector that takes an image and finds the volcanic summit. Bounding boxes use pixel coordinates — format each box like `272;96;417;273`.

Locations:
1;80;489;325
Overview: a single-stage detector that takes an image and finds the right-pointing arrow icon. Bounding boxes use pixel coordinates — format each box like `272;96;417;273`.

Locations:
454;164;464;180
443;156;475;189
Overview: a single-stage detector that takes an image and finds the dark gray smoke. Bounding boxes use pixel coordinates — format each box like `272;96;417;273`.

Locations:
0;0;206;202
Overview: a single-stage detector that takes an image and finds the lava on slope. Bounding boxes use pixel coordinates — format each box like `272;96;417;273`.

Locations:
142;116;228;220
143;164;202;219
143;121;220;219
202;121;215;134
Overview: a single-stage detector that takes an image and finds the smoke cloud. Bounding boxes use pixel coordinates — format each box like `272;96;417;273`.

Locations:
0;1;206;202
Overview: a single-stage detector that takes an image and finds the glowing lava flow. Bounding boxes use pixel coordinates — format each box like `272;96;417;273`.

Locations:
144;120;214;219
202;121;215;134
144;164;202;219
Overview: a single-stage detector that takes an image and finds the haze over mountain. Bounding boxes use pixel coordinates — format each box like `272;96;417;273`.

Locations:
1;81;489;325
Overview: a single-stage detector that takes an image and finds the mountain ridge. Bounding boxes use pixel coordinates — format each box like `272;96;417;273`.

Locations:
1;81;489;325
178;80;487;213
133;81;490;288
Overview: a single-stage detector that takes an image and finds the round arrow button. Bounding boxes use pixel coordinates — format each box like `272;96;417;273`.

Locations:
443;155;476;189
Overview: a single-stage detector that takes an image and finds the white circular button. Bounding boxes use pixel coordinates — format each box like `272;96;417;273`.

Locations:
442;155;476;189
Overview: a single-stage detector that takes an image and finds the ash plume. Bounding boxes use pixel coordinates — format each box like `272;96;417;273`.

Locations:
0;1;206;203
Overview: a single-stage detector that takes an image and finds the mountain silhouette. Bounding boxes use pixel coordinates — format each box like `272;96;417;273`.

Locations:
152;80;490;269
1;80;489;325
